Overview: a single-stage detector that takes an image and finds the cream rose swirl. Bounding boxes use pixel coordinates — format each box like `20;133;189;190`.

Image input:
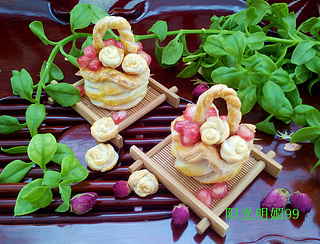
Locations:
85;143;119;172
128;169;159;197
122;53;148;75
220;135;249;163
200;116;230;145
91;117;118;142
99;45;124;68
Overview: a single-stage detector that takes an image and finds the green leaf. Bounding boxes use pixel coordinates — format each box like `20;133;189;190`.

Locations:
282;12;297;38
224;31;246;61
0;115;27;134
22;185;52;208
305;54;320;74
0;160;34;183
269;69;296;92
260;82;285;113
154;40;174;68
308;76;320;95
42;170;61;188
148;20;168;42
162;35;184;65
56;184;72;212
70;3;94;32
10;69;35;103
291;41;316;65
306;109;320;127
237;85;257;114
45;83;81;107
14;179;42;216
27;133;57;169
310;159;320;174
285;88;302;108
204;35;228;57
26;103;46;137
211;67;246;88
247;32;266;50
40;62;64;84
29;21;50;45
295;64;313;84
1;146;28;154
177;62;199;78
52;143;75;165
60;155;88;183
291;126;320;143
292;104;315;126
88;3;108;24
256;115;276;135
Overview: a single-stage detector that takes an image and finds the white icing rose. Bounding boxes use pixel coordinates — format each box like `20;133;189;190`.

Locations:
99;45;124;68
200;116;230;145
91;117;118;142
220;135;249;163
122;53;148;75
85;143;119;172
128;169;159;197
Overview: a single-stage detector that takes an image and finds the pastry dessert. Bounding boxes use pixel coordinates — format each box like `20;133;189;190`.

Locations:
85;143;119;172
128;169;159;197
90;117;118;142
77;16;151;110
171;84;255;184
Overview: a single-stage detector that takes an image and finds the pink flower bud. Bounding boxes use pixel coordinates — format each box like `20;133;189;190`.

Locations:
113;180;131;198
260;188;290;211
70;192;98;214
192;83;209;98
171;203;190;226
290;192;313;213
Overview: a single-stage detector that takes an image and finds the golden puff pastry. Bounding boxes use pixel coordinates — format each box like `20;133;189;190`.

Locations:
171;84;256;184
128;169;159;197
85;143;119;172
90;117;118;142
79;16;150;110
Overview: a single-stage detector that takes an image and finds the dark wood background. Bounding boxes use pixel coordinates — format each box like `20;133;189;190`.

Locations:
0;0;319;243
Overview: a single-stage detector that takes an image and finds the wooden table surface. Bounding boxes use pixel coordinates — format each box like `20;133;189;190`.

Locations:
0;0;319;243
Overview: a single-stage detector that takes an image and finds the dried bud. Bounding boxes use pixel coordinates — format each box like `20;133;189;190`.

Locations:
290;192;313;213
260;188;290;211
70;192;98;215
171;204;190;226
192;83;209;98
113;180;131;198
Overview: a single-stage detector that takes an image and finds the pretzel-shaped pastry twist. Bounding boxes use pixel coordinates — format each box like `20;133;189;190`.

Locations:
171;84;255;184
81;16;150;110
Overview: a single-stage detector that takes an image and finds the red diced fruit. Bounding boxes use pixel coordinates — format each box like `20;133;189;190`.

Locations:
103;38;118;47
135;42;143;51
76;85;85;96
87;57;102;71
196;188;212;208
83;45;96;59
210;182;228;198
77;56;91;69
220;115;227;120
180;134;200;146
237;124;255;142
174;120;188;135
117;41;124;50
137;50;152;66
205;107;218;119
111;111;127;124
183;121;200;140
183;104;196;121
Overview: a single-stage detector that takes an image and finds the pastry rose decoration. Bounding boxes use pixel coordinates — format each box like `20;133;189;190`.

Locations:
85;143;119;172
99;45;124;68
128;169;159;197
122;53;148;75
220;136;249;163
91;117;118;142
200;116;230;145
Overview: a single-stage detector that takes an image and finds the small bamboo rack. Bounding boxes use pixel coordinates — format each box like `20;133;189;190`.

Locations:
70;77;180;148
129;135;282;237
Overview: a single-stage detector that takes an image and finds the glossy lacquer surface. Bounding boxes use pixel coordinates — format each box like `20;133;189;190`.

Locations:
0;0;320;243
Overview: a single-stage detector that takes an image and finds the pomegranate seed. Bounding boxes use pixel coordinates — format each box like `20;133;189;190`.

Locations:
77;56;91;68
76;85;85;96
103;38;117;47
220;115;228;120
173;120;188;135
237;124;255;142
117;41;124;50
210;182;228;198
87;57;102;71
183;104;196;121
137;50;152;66
83;45;96;59
196;188;212;208
111;111;127;124
205;107;218;119
183;121;200;140
135;42;143;51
